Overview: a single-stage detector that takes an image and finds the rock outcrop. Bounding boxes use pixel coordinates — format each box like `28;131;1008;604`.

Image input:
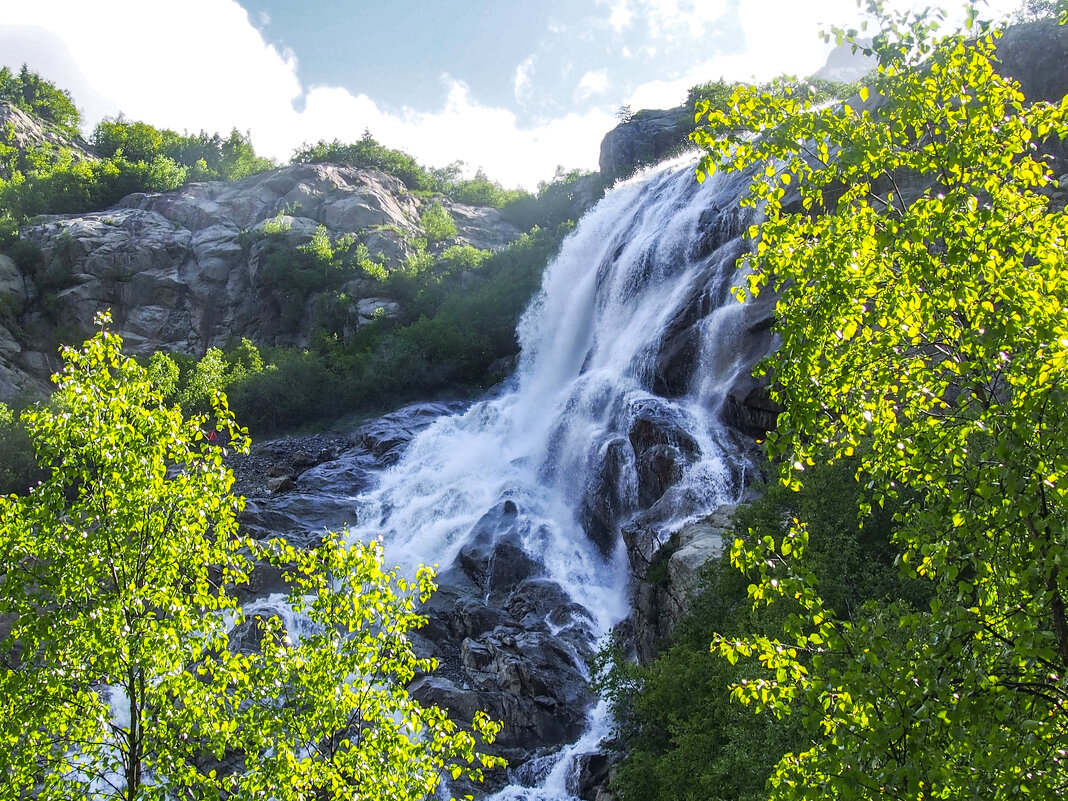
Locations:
0;163;521;400
622;504;736;665
598;106;693;181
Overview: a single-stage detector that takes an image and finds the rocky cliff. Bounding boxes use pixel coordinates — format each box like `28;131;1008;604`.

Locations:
0;162;520;400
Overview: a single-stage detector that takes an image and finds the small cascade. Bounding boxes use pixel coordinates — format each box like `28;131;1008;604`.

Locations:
335;156;769;798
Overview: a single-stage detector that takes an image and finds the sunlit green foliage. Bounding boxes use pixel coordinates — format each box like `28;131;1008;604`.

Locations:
0;65;80;133
0;148;188;218
686;77;859;118
0;312;252;799
694;3;1068;797
232;533;505;800
0;314;503;799
420;202;458;243
595;463;923;801
293;131;434;191
92;117;273;182
0;79;273;220
447;167;529;208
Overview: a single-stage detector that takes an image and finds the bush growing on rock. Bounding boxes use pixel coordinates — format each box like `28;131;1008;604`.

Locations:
420;202;458;243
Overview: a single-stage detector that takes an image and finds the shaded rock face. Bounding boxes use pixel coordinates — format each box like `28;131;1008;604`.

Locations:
997;20;1068;170
622;504;735;665
0;164;521;399
598;106;693;180
997;21;1068;107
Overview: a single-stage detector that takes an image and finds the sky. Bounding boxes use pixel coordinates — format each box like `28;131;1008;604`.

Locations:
0;0;1023;190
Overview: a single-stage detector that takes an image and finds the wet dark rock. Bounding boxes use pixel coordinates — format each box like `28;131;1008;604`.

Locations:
410;668;589;763
354;400;467;464
459;627;592;739
456;501;546;598
721;384;780;436
506;578;580;630
997;21;1068;172
569;752;615;801
635;444;685;508
654;234;748;399
240;493;358;540
627;401;700;508
627;402;700;457
579;438;631;557
454;599;514;639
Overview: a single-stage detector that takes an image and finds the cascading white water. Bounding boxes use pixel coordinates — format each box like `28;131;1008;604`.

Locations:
346;156;758;799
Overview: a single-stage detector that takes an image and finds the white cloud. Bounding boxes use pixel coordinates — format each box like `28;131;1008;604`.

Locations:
574;69;610;102
514;56;536;105
608;1;634;32
299;80;615;189
2;0;302;139
628;0;731;41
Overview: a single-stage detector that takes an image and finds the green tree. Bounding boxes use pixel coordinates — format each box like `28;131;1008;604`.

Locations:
0;312;253;799
693;4;1068;798
0;313;502;800
0;65;80;133
292;131;432;190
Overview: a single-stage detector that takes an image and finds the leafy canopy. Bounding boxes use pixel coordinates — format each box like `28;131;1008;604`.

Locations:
0;312;503;800
693;2;1068;798
0;65;81;133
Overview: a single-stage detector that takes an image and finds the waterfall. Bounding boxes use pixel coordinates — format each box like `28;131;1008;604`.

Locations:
341;155;763;798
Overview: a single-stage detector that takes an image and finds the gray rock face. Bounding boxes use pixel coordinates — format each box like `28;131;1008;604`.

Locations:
622;504;736;665
997;20;1068;106
0;164;520;399
598;107;693;180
